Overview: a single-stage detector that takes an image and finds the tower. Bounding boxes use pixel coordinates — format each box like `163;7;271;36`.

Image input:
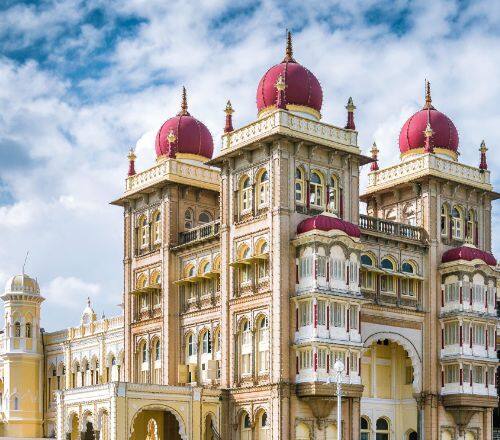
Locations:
0;274;44;437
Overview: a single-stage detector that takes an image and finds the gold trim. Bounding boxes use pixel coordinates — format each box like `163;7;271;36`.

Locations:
400;148;458;161
257;104;321;121
175;153;210;163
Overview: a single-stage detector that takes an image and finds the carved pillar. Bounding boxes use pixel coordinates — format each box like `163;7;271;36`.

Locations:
483;408;492;440
351;397;360;440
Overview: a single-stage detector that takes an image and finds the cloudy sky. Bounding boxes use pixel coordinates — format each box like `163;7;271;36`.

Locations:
1;0;500;330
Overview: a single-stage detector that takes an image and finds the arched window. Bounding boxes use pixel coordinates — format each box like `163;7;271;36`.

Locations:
361;254;374;266
14;322;21;337
296;422;311;440
376;418;390;440
466;209;475;243
240;320;252;375
238;246;252;284
187;334;195;357
380;258;395;293
402;262;414;274
240;176;252;212
256;240;269;279
241;413;251;440
407;431;417;440
152;210;161;243
441;204;449;237
141;343;147;363
184;209;194;229
25;322;31;338
257;316;269;373
360;254;375;291
201;330;212;354
13;396;19;411
328;175;339;213
451;205;464;240
295;167;305;203
154;340;160;361
199;211;212;225
258;411;269;440
310;171;325;208
256;169;269;208
360;416;371;440
138;215;149;248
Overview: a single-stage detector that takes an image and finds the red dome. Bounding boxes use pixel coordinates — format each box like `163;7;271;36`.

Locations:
442;246;496;266
256;33;322;117
297;215;361;238
155;88;214;161
399;83;459;156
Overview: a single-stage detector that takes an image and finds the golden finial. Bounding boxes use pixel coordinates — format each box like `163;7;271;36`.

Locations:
283;30;295;62
479;140;488;170
167;129;177;145
424;122;433;139
370;142;379;171
179;86;189;115
224;100;234;115
480;139;487;153
275;74;286;92
127;147;136;161
371;142;379;157
424;79;432;109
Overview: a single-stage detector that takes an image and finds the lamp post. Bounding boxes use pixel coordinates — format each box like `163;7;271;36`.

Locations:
333;360;345;440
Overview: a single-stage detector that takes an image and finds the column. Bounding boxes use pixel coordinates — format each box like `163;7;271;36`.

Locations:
351;397;360;440
483;408;492;440
64;341;72;389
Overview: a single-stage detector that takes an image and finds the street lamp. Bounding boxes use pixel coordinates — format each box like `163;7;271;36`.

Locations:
333;360;344;440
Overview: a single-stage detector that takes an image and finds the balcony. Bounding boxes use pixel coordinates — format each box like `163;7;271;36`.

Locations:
177;220;220;247
359;214;426;243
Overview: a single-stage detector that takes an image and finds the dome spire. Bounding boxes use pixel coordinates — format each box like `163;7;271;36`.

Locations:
344;97;356;130
370;142;379;171
479;140;488;170
224;100;234;133
424;79;434;109
127;148;136;176
283;30;295;62
178;86;190;116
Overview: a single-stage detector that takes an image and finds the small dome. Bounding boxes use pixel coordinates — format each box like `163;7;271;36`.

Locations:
297;214;361;238
256;32;323;119
155;87;214;162
399;82;459;158
442;246;496;266
81;297;97;325
4;274;40;295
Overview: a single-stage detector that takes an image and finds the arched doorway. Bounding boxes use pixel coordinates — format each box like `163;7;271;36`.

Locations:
68;413;80;440
360;337;420;440
204;413;219;440
130;406;186;440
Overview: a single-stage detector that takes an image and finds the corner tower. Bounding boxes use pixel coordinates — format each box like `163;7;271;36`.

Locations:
0;274;44;438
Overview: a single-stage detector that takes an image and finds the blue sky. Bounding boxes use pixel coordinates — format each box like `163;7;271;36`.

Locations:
1;0;500;330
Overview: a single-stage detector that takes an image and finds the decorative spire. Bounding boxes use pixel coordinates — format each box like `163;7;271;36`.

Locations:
87;297;91;308
423;121;434;153
275;74;287;109
423;79;434;109
370;142;379;171
224;100;234;133
127;148;136;176
344;97;356;130
479;140;488;170
283;30;295;62
178;86;190;116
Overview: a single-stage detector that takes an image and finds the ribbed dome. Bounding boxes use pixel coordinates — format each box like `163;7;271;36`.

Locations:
155;88;214;162
399;82;459;158
256;32;323;119
297;214;361;238
442;245;496;266
4;274;40;295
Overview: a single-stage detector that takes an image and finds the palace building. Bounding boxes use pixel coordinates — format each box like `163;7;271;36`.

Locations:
0;32;499;440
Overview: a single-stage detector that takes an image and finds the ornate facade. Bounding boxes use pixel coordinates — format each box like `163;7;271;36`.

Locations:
0;33;498;440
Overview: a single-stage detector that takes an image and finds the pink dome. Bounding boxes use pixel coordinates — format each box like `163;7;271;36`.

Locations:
399;82;459;155
155;88;214;160
442;246;496;266
297;215;361;238
256;33;322;116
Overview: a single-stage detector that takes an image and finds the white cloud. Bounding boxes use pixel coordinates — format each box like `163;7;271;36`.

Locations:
0;0;500;331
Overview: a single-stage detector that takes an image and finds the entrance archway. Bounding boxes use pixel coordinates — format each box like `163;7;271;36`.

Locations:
130;405;187;440
360;338;419;440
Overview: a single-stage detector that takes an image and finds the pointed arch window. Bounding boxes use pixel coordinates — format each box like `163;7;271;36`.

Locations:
310;171;325;208
240;320;252;375
201;330;212;354
240;176;252;212
451;205;464;240
155;340;161;361
257;316;269;373
25;322;31;338
138;215;149;248
152;210;161;243
257;169;269;208
466;209;475;243
328;175;339;213
187;334;195;357
14;322;21;337
295;167;305;203
141;343;147;363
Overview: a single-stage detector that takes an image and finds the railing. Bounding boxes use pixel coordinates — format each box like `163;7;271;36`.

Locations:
359;214;426;242
179;220;220;245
